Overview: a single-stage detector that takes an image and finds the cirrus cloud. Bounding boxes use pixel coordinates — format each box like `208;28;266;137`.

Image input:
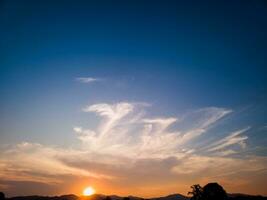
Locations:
76;77;102;83
1;102;266;196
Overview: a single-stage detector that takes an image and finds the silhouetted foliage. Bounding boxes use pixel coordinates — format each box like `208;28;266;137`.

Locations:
0;192;5;200
202;183;227;200
189;183;227;200
123;197;130;200
104;196;111;200
188;185;203;200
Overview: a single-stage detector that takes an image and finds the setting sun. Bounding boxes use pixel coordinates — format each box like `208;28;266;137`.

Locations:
83;186;95;196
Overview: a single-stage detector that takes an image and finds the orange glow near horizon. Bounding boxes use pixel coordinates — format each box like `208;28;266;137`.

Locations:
83;186;95;196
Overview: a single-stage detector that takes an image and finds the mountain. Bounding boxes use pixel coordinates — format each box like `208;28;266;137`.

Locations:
228;193;267;200
7;194;79;200
6;193;267;200
81;194;188;200
6;194;188;200
149;194;188;200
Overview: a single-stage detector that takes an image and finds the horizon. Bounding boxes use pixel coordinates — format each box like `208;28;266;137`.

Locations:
1;0;267;198
3;189;267;198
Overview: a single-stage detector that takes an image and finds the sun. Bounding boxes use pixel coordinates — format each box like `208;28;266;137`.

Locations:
83;186;95;196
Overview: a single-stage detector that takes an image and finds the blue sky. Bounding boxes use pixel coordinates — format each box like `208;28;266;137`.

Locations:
0;0;267;197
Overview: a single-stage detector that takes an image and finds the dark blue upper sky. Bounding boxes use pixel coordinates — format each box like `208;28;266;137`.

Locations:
0;0;267;145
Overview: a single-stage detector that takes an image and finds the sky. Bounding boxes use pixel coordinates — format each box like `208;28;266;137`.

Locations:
0;0;267;197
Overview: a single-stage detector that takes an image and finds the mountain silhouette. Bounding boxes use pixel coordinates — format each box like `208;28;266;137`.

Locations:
3;193;267;200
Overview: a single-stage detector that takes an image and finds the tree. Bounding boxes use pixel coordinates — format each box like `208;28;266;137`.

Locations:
188;183;227;200
0;192;5;200
188;184;203;200
202;183;227;200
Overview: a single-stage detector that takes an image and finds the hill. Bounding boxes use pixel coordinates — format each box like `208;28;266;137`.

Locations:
5;193;267;200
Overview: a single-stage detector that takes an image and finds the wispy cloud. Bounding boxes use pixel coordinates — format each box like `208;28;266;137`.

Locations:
171;155;267;176
73;102;235;159
206;127;249;152
1;102;266;196
76;77;102;83
0;142;110;183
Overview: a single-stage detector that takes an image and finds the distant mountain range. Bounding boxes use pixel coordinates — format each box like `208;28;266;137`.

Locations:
6;193;267;200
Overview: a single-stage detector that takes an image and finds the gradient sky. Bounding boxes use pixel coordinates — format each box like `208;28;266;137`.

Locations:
1;0;267;197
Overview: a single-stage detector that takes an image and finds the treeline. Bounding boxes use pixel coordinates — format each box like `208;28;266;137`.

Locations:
188;183;267;200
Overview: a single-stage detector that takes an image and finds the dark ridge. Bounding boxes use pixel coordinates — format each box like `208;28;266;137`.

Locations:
149;194;188;200
3;193;267;200
228;193;267;200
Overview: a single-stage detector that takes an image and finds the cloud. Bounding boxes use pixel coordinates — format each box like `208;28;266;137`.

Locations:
0;180;60;197
214;149;237;156
172;155;267;176
83;102;133;120
1;102;267;196
76;77;102;83
176;107;232;144
206;127;249;152
71;102;235;159
0;142;111;184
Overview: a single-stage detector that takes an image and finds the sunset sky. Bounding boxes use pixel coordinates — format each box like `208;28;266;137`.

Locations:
1;0;267;197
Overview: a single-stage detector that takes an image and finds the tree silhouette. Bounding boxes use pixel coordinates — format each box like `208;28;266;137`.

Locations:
202;183;227;200
188;184;203;200
0;192;5;200
189;183;227;200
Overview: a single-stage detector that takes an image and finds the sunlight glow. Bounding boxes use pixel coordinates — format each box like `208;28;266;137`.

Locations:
83;186;95;196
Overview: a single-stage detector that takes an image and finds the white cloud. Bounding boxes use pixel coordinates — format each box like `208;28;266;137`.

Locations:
83;102;133;119
76;77;102;83
176;107;232;145
206;127;249;152
2;102;266;195
82;103;134;146
73;102;233;159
